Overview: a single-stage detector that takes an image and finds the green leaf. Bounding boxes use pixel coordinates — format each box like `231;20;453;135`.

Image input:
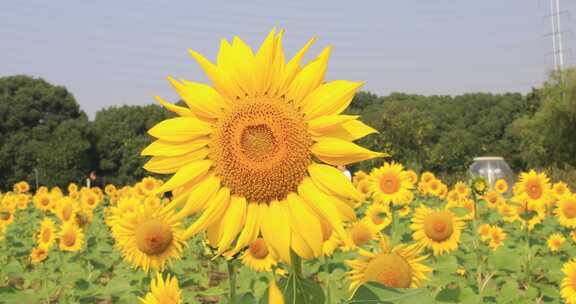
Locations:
435;286;461;303
349;282;434;304
266;274;325;304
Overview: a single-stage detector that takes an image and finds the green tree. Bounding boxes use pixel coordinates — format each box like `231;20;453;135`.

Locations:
0;75;91;189
90;104;171;185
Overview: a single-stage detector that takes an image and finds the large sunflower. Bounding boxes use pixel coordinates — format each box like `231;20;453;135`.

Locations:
410;206;465;256
142;29;382;263
346;238;431;295
369;162;414;206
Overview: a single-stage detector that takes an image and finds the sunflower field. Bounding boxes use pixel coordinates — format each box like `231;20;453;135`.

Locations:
1;29;576;304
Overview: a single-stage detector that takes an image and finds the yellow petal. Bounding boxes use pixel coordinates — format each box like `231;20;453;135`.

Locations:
143;148;209;174
216;196;247;255
308;115;358;132
188;49;240;100
154;96;193;117
255;28;277;94
287;193;323;257
301;81;363;120
311;137;384;166
155;160;212;193
267;30;286;96
280;36;316;93
183;187;230;239
231;202;262;254
287;46;331;105
312;119;377;141
291;230;314;260
308;163;364;202
231;36;256;95
174;175;221;220
148;117;212;142
167;77;229;119
268;278;285;304
261;201;291;264
297;178;352;246
206;222;222;247
141;138;209;157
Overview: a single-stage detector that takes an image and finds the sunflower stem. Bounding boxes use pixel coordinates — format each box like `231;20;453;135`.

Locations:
525;228;532;287
227;260;237;304
323;255;331;304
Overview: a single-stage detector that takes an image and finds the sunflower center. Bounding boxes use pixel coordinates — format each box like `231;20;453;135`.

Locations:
62;231;76;247
423;211;454;242
564;202;576;219
372;212;388;225
249;238;269;259
210;98;312;204
0;211;10;221
41;198;50;206
42;229;52;243
351;223;373;246
527;181;543;200
364;253;412;288
379;173;400;194
135;219;174;255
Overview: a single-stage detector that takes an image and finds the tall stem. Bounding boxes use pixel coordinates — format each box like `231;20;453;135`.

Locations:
227;260;237;304
324;256;331;304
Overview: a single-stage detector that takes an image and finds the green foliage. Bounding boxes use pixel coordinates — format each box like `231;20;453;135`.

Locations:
89;104;171;186
0;75;91;189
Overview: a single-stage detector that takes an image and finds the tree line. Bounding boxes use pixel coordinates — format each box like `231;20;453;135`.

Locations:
0;72;574;190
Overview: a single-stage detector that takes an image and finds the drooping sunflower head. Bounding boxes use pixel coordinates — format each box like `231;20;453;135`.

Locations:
112;203;185;272
240;238;277;272
561;259;576;304
58;221;84;252
410;206;465;256
555;194;576;228
141;29;383;262
547;233;566;253
140;273;182;304
346;239;431;295
369;162;414;206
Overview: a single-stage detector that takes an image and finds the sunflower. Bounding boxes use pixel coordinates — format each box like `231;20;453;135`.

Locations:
0;204;15;228
112;203;185;272
105;184;117;196
420;172;435;185
364;203;392;231
141;177;160;196
515;170;551;205
513;199;546;231
58;222;84;252
368;162;413;206
81;191;100;210
478;224;492;241
30;245;50;264
241;238;277;272
454;181;470;198
482;190;503;209
68;183;78;194
55;197;79;223
15;194;29;209
555;194;576;228
346;238;431;295
410;206;465;256
14;181;30;193
349;220;380;247
352;170;368;186
427;179;443;197
488;227;505;251
398;205;412;218
406;170;418;186
472;177;488;195
547;233;565;253
36;218;56;247
33;193;53;212
553;182;572;199
140;273;182;304
494;179;508;194
498;203;516;223
141;29;382;262
562;259;576;304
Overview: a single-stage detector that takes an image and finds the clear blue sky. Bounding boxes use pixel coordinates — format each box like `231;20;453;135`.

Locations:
1;0;574;118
